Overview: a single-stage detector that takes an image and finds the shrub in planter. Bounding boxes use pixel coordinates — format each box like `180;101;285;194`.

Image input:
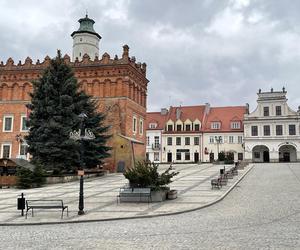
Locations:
218;151;225;161
123;161;179;191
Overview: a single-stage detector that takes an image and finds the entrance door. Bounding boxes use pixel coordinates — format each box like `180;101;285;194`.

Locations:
167;153;172;163
209;153;214;163
194;152;199;163
263;151;269;162
283;152;290;162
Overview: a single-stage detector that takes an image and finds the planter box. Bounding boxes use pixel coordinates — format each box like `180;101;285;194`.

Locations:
167;190;177;200
151;190;168;202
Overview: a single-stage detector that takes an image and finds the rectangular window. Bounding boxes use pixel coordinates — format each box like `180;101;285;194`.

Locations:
186;124;191;131
215;136;223;144
211;122;221;129
133;116;137;133
149;123;157;129
289;124;296;135
251;126;258;136
264;125;270;136
154;136;159;148
21;115;28;132
263;107;269;116
176;152;181;161
231;122;241;129
238;153;243;160
139;119;143;135
276;125;283;136
167;137;172;146
146;153;149;161
185;137;190;145
194;137;199;145
146;136;150;146
1;144;11;158
176;137;181;146
185;152;190;161
176;124;182;131
254;152;260;158
154;152;159;161
3;116;13;132
209;136;214;144
167;125;173;131
238;136;243;144
194;124;200;131
276;106;282;116
20;143;28;156
229;136;234;144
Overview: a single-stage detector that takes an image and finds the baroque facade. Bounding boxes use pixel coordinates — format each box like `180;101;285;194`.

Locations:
244;88;300;163
0;15;148;172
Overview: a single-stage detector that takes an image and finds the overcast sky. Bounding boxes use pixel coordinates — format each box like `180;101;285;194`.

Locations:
1;0;300;112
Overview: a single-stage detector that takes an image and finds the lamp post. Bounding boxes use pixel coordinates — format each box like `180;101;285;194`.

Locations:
69;112;95;215
215;136;222;161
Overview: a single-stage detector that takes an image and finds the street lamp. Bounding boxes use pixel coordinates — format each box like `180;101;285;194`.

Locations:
69;112;95;215
215;136;222;161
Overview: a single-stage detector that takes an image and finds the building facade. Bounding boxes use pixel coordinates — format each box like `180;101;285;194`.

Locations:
202;105;246;162
146;104;246;163
0;15;148;172
244;88;300;163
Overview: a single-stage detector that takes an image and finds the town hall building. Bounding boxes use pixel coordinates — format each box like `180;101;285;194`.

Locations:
0;15;148;172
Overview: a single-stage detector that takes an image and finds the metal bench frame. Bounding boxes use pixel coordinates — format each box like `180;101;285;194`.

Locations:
25;199;68;219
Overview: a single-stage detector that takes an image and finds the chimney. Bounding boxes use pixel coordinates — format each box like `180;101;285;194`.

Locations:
246;103;249;114
176;107;181;120
161;108;168;115
205;103;210;114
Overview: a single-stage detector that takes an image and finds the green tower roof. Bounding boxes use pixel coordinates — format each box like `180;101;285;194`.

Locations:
71;15;101;39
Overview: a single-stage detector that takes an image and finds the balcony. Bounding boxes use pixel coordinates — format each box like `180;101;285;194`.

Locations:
152;143;161;150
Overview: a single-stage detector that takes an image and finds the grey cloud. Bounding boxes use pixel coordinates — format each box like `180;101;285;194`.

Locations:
1;0;300;112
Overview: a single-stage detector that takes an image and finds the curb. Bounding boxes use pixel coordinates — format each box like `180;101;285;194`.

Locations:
0;164;255;227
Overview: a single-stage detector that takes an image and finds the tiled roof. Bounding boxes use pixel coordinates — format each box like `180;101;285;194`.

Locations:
203;106;247;132
146;112;167;130
166;105;206;122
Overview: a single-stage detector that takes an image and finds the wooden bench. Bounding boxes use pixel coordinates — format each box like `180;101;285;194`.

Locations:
117;187;152;203
26;200;68;219
211;178;222;189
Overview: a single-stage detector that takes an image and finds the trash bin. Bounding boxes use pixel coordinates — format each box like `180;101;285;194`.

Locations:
220;169;224;175
17;193;25;216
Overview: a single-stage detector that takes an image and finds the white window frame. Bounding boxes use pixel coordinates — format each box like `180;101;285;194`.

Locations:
3;115;14;132
229;136;234;144
139;118;143;135
231;122;241;129
154;152;159;161
209;136;214;144
146;136;150;146
238;136;243;144
211;122;221;129
133;116;137;134
20;115;29;132
19;142;29;159
149;123;157;129
1;143;12;158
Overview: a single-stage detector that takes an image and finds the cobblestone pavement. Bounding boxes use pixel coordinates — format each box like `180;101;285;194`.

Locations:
1;163;299;249
0;163;248;224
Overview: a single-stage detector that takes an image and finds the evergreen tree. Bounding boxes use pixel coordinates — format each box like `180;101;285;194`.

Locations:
26;51;110;172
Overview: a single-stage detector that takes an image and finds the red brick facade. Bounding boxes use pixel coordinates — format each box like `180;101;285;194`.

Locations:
0;45;148;172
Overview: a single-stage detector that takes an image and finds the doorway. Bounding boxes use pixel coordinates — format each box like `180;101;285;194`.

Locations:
194;152;199;163
263;151;270;162
167;152;172;163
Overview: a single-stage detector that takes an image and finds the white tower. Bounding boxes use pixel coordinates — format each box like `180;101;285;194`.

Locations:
71;15;101;61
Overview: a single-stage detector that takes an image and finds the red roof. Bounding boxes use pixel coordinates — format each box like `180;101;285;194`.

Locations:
203;106;247;132
146;112;167;130
166;105;206;122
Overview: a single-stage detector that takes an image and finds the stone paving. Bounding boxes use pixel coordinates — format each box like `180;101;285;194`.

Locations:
0;163;250;224
0;163;299;250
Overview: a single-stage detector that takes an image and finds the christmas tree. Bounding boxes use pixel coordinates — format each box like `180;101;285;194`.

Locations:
26;51;110;173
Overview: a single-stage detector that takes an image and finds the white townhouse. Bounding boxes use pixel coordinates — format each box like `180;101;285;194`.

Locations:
244;88;300;162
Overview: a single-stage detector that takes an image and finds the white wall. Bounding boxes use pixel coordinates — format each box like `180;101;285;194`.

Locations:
72;33;100;61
